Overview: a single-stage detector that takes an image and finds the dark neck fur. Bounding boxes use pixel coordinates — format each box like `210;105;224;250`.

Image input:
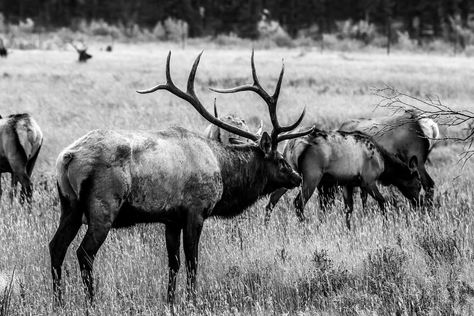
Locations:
378;146;411;184
210;144;274;218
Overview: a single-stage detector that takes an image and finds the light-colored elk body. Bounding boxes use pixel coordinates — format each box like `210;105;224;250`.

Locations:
57;128;225;222
0;113;43;200
265;129;421;228
339;111;438;204
50;51;312;305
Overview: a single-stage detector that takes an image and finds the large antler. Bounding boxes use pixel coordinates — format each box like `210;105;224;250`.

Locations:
137;51;259;142
210;49;313;149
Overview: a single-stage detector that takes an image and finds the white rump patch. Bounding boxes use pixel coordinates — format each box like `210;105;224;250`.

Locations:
418;118;439;148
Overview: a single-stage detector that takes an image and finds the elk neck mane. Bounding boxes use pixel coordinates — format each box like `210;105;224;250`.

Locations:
210;142;271;218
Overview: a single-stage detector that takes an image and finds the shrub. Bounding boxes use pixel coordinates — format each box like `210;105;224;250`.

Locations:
416;229;460;264
335;19;376;44
395;30;417;51
152;21;166;40
214;33;248;47
257;18;294;48
163;17;188;42
297;249;353;306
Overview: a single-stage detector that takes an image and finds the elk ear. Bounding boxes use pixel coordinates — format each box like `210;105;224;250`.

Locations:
256;120;264;136
408;156;419;176
409;156;418;170
259;132;272;156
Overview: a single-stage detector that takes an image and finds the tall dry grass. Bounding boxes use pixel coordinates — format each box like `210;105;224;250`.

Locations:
0;44;473;315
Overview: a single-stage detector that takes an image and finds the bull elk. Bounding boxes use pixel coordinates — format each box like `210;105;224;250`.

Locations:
204;102;263;144
0;114;43;202
71;42;92;63
49;50;312;305
265;129;422;229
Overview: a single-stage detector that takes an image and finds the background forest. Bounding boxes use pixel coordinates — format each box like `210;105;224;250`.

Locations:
1;0;473;49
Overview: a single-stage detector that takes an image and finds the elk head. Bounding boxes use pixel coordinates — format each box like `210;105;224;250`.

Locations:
137;50;313;190
71;42;92;63
392;155;422;205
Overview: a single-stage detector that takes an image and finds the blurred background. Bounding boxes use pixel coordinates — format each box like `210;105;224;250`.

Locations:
0;0;474;53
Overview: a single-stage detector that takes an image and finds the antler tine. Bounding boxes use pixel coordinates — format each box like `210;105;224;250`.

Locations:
70;42;79;52
210;49;273;104
213;98;218;118
277;125;315;143
250;49;262;89
137;52;259;142
272;60;284;103
278;107;306;133
137;51;179;95
187;51;203;96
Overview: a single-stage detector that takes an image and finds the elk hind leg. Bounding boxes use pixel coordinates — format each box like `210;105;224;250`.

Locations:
294;158;322;222
166;224;182;305
183;212;204;303
49;187;83;305
76;180;124;303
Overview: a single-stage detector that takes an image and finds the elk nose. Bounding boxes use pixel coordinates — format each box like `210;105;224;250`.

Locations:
293;173;302;186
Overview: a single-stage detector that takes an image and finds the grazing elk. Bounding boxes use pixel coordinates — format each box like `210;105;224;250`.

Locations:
204;102;263;144
265;129;422;229
338;111;438;206
71;42;92;63
0;114;43;202
49;50;312;305
0;38;7;58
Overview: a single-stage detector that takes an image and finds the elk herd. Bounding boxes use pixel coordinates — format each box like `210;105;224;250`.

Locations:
0;50;440;305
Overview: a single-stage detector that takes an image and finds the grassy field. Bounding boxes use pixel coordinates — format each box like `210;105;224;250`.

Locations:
0;43;474;315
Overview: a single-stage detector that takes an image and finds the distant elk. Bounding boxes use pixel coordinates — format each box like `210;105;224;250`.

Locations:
71;42;92;63
0;38;7;58
265;128;422;229
0;114;43;202
49;50;312;305
204;102;263;144
337;111;439;206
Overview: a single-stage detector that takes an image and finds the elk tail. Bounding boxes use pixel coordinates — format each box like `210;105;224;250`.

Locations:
15;116;43;160
56;152;79;202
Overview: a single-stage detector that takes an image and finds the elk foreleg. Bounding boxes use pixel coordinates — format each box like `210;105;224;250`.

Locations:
9;174;18;202
166;224;182;305
364;184;386;219
183;212;204;304
318;184;337;211
360;188;368;209
342;186;354;230
418;164;434;206
264;188;288;225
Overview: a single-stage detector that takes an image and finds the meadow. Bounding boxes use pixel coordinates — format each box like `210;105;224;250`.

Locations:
0;42;474;315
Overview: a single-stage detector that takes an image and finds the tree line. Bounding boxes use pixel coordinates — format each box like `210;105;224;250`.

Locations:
1;0;472;40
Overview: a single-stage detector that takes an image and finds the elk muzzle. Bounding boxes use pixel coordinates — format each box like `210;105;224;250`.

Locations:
287;171;302;189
